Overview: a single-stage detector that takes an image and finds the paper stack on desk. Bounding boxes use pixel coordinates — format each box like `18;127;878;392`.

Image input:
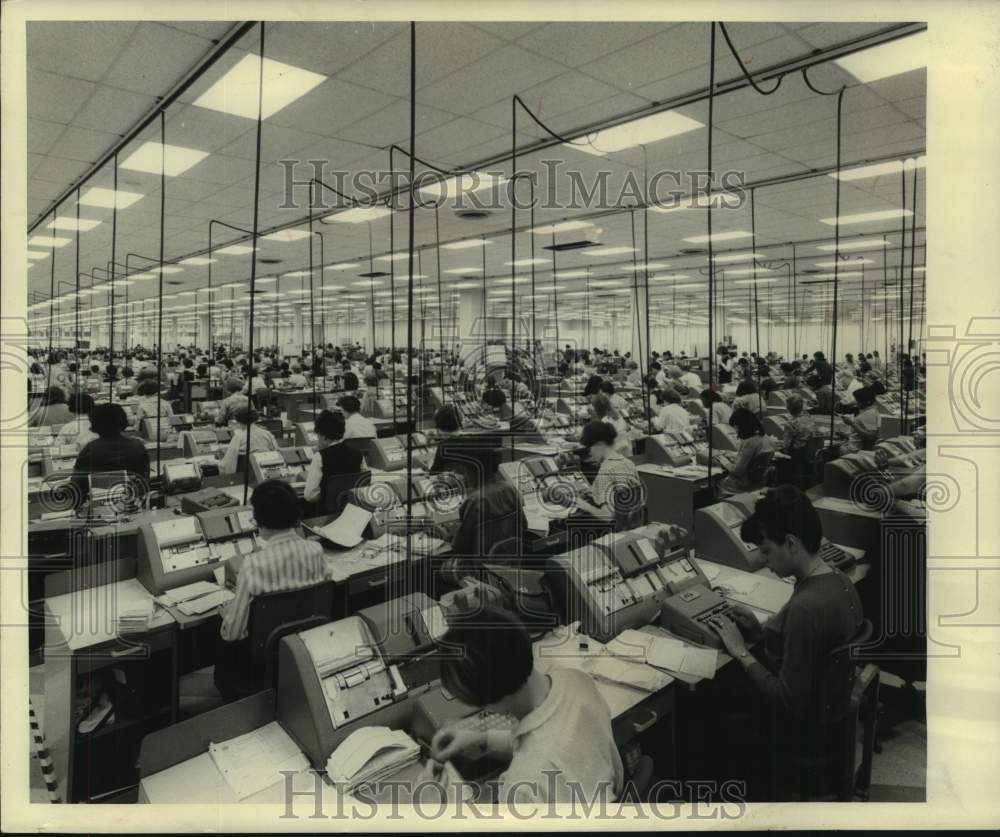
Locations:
209;722;310;800
606;629;719;680
176;588;234;616
308;504;372;548
589;655;672;692
325;726;421;793
116;598;155;634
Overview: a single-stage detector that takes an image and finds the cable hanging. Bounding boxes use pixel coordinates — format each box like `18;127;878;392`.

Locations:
719;23;785;95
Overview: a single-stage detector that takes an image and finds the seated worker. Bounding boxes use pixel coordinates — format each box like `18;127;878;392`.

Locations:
731;379;763;416
700;388;733;425
838;386;882;455
440;448;529;588
338;395;377;439
359;373;381;417
133;378;175;423
719;408;775;494
215;377;249;425
482;382;507;413
29;385;74;429
653;388;690;433
215;479;329;700
54;392;98;448
707;485;863;798
220;407;279;474
286;365;308;388
679;366;702;392
574;421;642;524
342;369;359;393
781;394;817;454
303;409;365;508
70;404;150;509
420;605;623;804
599;380;628;413
590;393;632;457
805;373;834;415
582;374;604;397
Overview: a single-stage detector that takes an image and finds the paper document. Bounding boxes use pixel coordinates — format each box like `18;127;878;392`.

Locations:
326;727;421;792
209;722;309;800
589;655;672;692
159;580;220;606
312;503;372;548
606;629;719;680
176;588;234;616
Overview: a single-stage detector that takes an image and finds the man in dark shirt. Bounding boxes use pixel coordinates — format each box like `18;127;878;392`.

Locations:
70;403;150;510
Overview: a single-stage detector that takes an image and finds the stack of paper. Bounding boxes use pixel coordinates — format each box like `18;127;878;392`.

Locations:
325;727;421;792
116;598;155;634
209;722;309;800
157;580;220;607
589;655;672;692
176;588;234;616
308;504;372;548
606;629;719;680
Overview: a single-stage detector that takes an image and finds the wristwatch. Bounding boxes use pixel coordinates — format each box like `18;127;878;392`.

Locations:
737;650;753;667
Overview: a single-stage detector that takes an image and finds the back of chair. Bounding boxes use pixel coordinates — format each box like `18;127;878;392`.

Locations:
819;618;873;725
246;580;338;679
321;469;372;514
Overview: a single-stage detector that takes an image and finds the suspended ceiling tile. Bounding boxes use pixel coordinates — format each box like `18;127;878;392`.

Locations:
795;22;898;49
580;24;711;93
469;22;547;42
336;99;458;150
268;78;397;135
48;124;121;164
863;69;927;103
215;123;323;162
165;105;257;154
71;85;157;136
717;97;831;139
102;23;215;96
32;155;93;186
28;119;66;157
264;21;405;78
412;118;507;160
27;21;138;82
27;69;96;123
160;21;241;41
338;23;506;100
516;22;675;69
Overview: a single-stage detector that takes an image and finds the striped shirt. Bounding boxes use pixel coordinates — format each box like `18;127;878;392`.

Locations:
592;451;640;511
219;530;328;642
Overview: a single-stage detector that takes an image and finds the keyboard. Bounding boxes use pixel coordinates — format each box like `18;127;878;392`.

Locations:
819;540;855;571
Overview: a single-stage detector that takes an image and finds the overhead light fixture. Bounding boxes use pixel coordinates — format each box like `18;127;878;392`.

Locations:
323;206;392;224
26;250;50;260
46;217;102;232
255;277;276;284
530;220;594;236
834;30;927;84
831;156;926;181
506;258;548;267
572;110;704;156
733;278;778;285
650;273;692;281
152;265;184;274
179;256;216;266
723;267;773;277
683;231;753;245
442;239;492;251
674;283;705;290
449;281;481;289
216;244;258;255
816;238;888;252
193;54;326;120
914;266;926;273
806;271;866;279
419;172;505;199
814;258;875;267
78;186;144;209
580;246;636;257
820;209;913;226
263;228;313;242
443;267;482;274
325;262;360;270
620;261;670;271
283;270;313;278
376;253;409;262
353;280;383;287
120;141;210;176
28;235;72;248
713;251;766;263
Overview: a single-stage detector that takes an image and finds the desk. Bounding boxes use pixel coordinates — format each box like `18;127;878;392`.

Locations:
636;463;721;532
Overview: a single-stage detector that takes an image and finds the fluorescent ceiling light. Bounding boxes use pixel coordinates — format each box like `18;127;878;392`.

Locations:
650;273;692;281
554;270;590;278
353;280;383;287
323;206;392;224
590;279;624;287
674;283;705;290
620;261;670;271
649;192;739;213
282;270;313;278
723;267;773;277
78;186;144;209
713;251;766;263
255;277;276;284
26;250;50;260
215;244;258;255
831;156;926;181
806;271;865;279
419;172;505;199
506;258;548;267
572;110;703;156
820;209;913;226
194;54;326;120
28;235;72;248
47;217;101;232
376;253;409;262
814;258;875;267
733;278;778;285
179;257;216;266
443;267;482;274
580;246;636;257
263;228;312;242
152;266;184;274
325;263;360;271
442;239;492;251
834;31;927;84
914;266;926;273
120;141;209;176
449;281;481;289
816;238;888;252
683;231;753;244
531;220;594;236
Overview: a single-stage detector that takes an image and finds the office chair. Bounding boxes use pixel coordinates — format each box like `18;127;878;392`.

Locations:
321;470;372;514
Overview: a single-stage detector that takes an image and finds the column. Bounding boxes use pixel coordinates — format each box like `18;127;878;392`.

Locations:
629;281;649;375
196;313;211;351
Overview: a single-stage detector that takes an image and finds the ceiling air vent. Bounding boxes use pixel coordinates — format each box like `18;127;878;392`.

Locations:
455;209;492;220
680;248;706;255
358;271;390;279
543;240;599;252
259;258;282;265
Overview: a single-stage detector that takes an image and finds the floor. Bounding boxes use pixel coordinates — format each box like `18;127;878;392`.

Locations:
26;663;928;805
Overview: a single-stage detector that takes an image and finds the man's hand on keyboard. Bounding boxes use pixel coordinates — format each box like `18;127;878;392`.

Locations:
430;728;485;763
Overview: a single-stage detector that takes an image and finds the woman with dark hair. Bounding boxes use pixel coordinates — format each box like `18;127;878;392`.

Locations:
582;374;604;397
574;421;641;523
303;409;365;508
839;385;882;454
720;407;774;494
55;392;98;448
70;404;150;508
732;379;761;415
700;388;732;425
134;378;174;422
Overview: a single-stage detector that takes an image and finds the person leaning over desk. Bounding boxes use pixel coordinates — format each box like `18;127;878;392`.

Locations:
718;408;775;494
219;407;279;474
419;605;623;805
215;480;329;700
215;377;249;426
574;421;641;523
706;485;863;798
69;404;150;509
303;409;365;507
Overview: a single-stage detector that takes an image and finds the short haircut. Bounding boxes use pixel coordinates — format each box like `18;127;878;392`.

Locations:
225;377;244;393
854;386;878;407
314;408;346;441
730;407;763;439
343;372;359;391
663;388;682;404
736;380;757;396
70;392;95;418
45;385;66;404
438;605;534;707
90;403;128;437
136;379;159;396
580;419;617;448
435;404;462;433
599;381;616;395
338;394;361;414
250;479;301;530
233;407;258;425
741;484;822;553
482;387;506;408
786;394;804;415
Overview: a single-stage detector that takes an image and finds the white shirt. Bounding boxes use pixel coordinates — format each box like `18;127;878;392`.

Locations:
287;373;308;388
342;412;377;439
135;395;173;422
602;415;633;456
681;371;702;391
54;417;98;449
655;403;690;433
220;424;278;474
303;447;368;503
